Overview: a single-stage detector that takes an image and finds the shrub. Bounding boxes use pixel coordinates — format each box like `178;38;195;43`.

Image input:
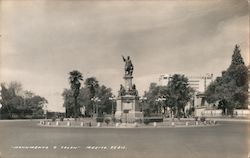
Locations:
135;119;142;124
104;118;111;125
96;117;104;122
112;117;116;123
51;117;56;122
144;117;163;123
118;119;122;123
194;117;198;121
200;117;206;122
143;119;150;125
60;117;64;122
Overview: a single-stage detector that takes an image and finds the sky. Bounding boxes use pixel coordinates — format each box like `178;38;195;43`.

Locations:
0;0;249;112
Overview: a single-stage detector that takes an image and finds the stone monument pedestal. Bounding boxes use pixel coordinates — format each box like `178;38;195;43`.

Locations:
115;95;143;123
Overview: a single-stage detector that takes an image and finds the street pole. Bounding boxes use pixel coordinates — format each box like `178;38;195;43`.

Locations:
140;97;147;121
91;97;95;118
45;104;47;120
155;99;159;115
109;96;116;119
96;102;98;116
111;101;114;118
156;97;165;117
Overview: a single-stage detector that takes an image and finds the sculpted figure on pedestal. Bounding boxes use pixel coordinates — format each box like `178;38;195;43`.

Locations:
122;55;133;76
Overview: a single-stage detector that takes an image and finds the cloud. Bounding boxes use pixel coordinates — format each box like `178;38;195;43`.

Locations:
0;0;248;111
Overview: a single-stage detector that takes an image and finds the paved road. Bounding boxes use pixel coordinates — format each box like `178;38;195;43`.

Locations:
0;120;249;158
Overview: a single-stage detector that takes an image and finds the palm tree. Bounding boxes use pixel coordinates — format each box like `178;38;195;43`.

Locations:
84;77;99;116
69;70;83;120
84;77;99;98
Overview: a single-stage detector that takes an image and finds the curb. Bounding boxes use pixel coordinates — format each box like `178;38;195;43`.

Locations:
38;121;218;129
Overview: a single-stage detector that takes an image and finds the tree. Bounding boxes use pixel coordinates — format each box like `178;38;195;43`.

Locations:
84;77;99;98
84;77;99;116
68;70;83;120
62;77;115;117
24;95;47;117
83;78;113;116
95;85;113;115
62;88;88;118
0;82;26;118
0;81;47;119
143;76;193;118
1;83;16;118
8;82;23;96
62;89;74;117
205;45;249;115
143;83;162;115
165;74;193;117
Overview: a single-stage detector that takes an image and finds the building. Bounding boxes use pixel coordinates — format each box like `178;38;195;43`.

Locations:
159;73;214;117
159;73;213;93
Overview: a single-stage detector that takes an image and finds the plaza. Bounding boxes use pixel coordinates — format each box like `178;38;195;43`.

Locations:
0;1;249;158
0;120;249;158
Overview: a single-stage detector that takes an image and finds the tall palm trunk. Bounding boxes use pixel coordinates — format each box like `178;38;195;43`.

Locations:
74;96;78;121
69;70;83;121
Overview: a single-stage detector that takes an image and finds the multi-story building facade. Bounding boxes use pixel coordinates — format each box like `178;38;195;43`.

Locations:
158;73;214;116
158;73;213;93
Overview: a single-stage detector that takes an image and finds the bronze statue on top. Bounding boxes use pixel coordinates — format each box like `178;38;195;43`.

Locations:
122;55;133;76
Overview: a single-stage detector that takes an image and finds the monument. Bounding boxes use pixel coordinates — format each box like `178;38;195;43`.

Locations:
115;56;143;123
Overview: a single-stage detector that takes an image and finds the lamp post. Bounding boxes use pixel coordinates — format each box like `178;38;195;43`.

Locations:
155;98;160;115
191;91;196;117
139;97;147;123
156;96;166;116
44;103;47;120
139;96;147;114
109;95;116;118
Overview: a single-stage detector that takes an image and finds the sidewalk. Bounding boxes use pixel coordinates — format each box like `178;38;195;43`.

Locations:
164;117;250;122
208;118;250;122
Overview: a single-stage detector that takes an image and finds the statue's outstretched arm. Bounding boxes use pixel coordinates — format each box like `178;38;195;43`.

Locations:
122;55;126;62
